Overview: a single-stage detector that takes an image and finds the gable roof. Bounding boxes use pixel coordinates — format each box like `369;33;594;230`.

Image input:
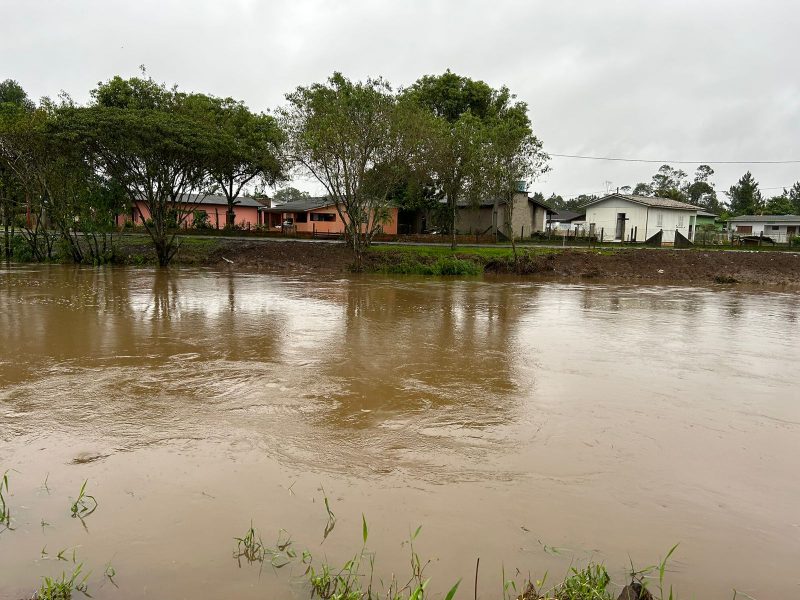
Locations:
455;194;554;212
696;210;719;218
549;209;583;222
182;193;267;208
582;193;699;211
728;214;800;223
261;196;335;213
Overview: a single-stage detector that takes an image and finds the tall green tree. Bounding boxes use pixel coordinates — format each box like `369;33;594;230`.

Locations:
281;73;429;269
784;181;800;214
651;164;688;200
482;108;548;262
727;171;763;216
185;95;285;226
0;82;33;259
273;186;311;204
764;194;794;215
0;79;35;111
687;164;720;211
0;91;51;260
57;76;222;265
403;71;534;249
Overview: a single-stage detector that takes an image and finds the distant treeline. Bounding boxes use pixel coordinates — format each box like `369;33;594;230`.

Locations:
539;163;800;217
0;70;547;267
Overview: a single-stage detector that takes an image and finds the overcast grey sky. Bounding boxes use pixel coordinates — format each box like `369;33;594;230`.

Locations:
2;0;798;199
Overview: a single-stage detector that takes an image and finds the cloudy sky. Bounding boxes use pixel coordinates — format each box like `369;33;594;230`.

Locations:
2;0;798;199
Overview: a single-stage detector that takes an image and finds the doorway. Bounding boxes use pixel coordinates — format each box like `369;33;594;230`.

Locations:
615;213;626;240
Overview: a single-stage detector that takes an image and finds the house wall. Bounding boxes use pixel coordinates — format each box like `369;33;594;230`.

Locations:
533;205;547;232
585;199;696;243
119;200;261;229
455;194;547;238
282;206;399;235
508;195;533;238
456;206;496;235
733;221;800;242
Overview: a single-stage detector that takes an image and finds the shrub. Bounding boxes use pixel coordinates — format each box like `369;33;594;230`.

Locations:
371;254;482;276
192;210;212;230
790;236;800;247
11;235;34;262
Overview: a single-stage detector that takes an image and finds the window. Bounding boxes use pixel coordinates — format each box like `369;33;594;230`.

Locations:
295;212;308;223
678;215;685;227
771;225;780;231
656;211;663;227
310;213;336;222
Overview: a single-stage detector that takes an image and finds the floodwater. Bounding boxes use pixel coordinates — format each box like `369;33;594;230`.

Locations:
1;265;799;599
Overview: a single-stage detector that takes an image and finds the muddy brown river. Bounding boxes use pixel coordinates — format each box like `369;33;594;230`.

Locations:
1;265;799;599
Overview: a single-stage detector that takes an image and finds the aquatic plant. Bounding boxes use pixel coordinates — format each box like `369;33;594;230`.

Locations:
262;512;462;600
35;562;90;600
104;562;118;587
69;480;97;519
322;486;337;542
0;470;11;530
234;522;267;565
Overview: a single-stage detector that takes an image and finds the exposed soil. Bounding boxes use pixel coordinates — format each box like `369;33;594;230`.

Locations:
117;237;800;286
482;248;800;286
205;239;355;273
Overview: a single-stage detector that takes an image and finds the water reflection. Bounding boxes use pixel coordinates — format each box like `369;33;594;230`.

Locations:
1;266;800;599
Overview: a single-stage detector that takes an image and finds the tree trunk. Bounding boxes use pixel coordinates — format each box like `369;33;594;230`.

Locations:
3;208;9;261
450;199;457;250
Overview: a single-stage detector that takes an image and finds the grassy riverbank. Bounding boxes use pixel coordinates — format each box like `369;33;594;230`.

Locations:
6;233;800;286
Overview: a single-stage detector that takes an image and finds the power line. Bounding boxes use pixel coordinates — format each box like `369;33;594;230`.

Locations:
548;153;800;165
543;184;794;202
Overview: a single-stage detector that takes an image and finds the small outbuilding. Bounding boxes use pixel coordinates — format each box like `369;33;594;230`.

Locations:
581;194;699;244
546;209;585;232
454;190;553;239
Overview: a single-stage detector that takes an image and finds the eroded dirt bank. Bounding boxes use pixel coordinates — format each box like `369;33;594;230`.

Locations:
190;240;800;286
481;248;800;286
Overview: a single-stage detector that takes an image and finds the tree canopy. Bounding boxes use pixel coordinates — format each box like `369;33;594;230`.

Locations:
280;72;431;267
402;71;547;248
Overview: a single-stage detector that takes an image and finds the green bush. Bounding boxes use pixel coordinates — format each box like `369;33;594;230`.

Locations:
192;210;212;230
10;235;34;262
372;255;482;276
790;236;800;247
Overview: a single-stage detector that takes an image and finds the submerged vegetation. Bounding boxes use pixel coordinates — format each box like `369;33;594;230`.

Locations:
0;467;749;599
35;561;90;600
229;496;685;600
69;480;97;520
1;470;12;531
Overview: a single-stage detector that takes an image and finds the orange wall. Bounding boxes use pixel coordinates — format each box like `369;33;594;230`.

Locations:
282;206;398;235
118;201;261;229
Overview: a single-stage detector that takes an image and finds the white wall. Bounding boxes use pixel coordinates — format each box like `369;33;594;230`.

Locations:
585;198;647;241
732;222;799;242
585;198;696;243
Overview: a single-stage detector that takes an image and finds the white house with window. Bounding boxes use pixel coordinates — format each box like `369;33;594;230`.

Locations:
581;194;699;244
728;215;800;243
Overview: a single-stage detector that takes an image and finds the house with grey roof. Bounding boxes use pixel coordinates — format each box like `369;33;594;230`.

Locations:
728;214;800;243
581;193;699;244
546;209;586;231
259;196;400;235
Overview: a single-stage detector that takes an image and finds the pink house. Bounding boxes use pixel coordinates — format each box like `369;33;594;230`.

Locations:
119;193;269;229
260;197;399;236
